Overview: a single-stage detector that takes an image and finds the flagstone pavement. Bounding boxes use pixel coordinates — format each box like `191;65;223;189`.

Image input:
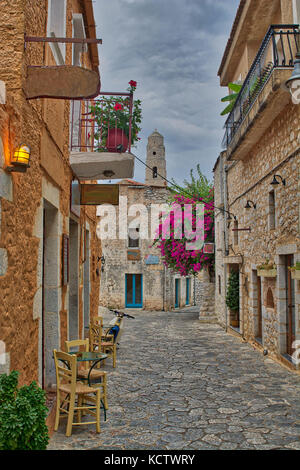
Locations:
48;307;300;450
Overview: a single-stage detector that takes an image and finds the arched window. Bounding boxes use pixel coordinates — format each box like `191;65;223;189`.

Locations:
153;166;158;178
266;287;274;308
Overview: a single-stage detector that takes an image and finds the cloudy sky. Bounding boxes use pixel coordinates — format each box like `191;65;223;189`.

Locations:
93;0;240;185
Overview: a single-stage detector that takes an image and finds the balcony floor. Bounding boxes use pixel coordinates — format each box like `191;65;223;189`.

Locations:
70;151;135;181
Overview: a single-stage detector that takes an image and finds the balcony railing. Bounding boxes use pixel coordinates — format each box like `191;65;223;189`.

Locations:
222;25;299;149
70;92;134;154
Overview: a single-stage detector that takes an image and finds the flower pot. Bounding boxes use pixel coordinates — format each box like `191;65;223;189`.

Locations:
229;310;239;328
106;128;128;153
291;270;300;280
257;268;277;278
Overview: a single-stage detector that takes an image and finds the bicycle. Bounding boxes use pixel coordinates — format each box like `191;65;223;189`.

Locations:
105;309;135;344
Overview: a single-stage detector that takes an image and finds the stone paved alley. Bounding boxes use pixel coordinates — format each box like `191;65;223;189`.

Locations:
48;308;300;450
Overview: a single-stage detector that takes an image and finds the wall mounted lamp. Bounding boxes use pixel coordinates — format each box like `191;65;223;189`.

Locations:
226;213;237;222
284;51;300;104
244;200;256;209
100;254;105;272
6;144;31;173
270;174;286;186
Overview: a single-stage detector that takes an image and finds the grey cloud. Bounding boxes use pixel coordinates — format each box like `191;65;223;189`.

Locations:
94;0;239;184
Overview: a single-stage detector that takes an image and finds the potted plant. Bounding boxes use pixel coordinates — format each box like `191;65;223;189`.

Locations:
289;262;300;280
257;259;277;278
220;82;242;116
0;370;49;450
91;80;142;153
226;270;240;328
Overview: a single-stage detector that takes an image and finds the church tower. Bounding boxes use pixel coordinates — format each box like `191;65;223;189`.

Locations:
145;130;167;186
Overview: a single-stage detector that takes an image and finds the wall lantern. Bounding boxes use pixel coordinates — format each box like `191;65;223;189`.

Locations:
284;51;300;103
226;213;237;222
226;213;237;229
100;255;105;272
244;200;256;209
7;144;31;173
271;174;286;186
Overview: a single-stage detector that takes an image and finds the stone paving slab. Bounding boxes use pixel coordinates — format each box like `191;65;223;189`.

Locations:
48;308;300;450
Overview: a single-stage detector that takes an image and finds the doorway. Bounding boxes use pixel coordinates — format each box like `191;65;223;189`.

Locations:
42;201;59;389
125;274;143;308
256;273;263;343
285;255;296;357
69;219;79;340
175;279;180;308
83;229;90;333
186;278;190;305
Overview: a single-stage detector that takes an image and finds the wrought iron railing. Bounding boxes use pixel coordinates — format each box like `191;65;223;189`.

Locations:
222;25;300;149
70;92;134;153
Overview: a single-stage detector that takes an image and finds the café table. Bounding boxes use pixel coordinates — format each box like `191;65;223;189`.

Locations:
68;351;108;421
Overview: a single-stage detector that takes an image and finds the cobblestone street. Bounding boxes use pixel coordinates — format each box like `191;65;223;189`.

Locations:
48;308;300;450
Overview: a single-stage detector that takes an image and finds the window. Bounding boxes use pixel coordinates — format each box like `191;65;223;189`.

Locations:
152;166;158;178
128;227;140;248
218;275;221;295
266;288;275;309
293;0;300;23
72;13;87;66
47;0;67;65
268;190;276;230
233;220;239;246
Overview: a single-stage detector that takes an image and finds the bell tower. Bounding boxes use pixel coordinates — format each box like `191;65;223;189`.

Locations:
145;130;167;186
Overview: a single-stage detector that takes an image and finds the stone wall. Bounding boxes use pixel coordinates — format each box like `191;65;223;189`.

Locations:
98;182;193;311
0;0;101;386
214;92;300;367
195;269;216;323
214;153;227;328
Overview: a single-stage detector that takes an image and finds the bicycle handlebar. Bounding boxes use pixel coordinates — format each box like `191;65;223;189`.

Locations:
109;309;135;319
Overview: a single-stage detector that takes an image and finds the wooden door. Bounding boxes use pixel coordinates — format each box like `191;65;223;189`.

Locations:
257;275;262;340
286;255;295;356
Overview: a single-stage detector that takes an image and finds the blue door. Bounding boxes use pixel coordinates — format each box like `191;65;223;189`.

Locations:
186;278;190;305
126;274;143;308
175;279;180;308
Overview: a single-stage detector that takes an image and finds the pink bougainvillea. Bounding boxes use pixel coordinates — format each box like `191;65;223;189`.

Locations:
155;190;214;276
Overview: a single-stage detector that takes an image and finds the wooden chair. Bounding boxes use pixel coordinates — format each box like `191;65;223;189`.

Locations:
90;319;119;368
101;317;124;368
53;349;101;437
65;339;108;411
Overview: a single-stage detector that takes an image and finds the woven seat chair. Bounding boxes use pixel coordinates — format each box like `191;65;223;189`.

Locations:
89;318;122;368
53;349;102;437
65;339;108;411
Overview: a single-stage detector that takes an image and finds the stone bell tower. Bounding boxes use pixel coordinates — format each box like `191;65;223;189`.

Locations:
145;129;167;186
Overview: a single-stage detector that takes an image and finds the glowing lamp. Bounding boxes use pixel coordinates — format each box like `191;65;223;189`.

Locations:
12;144;31;165
7;144;31;172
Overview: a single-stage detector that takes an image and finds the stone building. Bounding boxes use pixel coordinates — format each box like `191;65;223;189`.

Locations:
98;131;194;311
214;0;300;369
0;0;102;388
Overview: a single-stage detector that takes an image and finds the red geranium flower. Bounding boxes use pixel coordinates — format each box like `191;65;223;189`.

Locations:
114;103;123;111
129;80;137;88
